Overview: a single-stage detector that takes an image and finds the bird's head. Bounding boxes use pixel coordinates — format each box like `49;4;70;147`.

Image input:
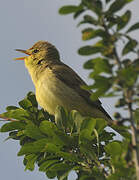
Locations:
15;41;60;68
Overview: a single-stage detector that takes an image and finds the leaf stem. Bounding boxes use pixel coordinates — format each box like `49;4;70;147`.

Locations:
0;115;18;122
102;19;122;69
113;47;122;69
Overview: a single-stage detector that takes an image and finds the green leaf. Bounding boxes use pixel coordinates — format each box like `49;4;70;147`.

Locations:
122;39;137;55
84;58;112;75
117;10;131;31
78;46;102;56
39;120;57;136
91;75;111;87
80;142;97;160
91;89;105;101
66;110;76;133
55;106;68;130
39;159;60;171
95;118;107;133
82;0;102;16
78;174;96;180
47;162;72;173
6;131;20;140
70;110;84;133
80;118;96;132
19;99;32;110
57;151;79;162
80;118;96;141
46;170;57;179
91;88;110;101
90;76;111;100
82;28;95;41
24;122;46;140
107;0;133;15
24;154;37;171
118;66;137;86
37;109;50;121
82;28;108;41
59;5;82;15
126;22;139;33
56;130;75;146
83;59;94;69
93;58;111;75
43;143;61;153
6;106;18;111
99;130;115;142
18;138;48;156
40;121;65;146
1;109;29;121
78;15;98;26
27;92;38;108
0;121;26;132
58;171;69;180
105;141;122;157
73;9;85;19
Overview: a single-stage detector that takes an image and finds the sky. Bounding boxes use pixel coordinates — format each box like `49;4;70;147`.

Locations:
0;0;139;180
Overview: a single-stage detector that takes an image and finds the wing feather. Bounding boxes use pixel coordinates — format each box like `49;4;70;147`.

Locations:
48;62;111;120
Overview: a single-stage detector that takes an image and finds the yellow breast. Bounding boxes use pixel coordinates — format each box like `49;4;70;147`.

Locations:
33;68;93;116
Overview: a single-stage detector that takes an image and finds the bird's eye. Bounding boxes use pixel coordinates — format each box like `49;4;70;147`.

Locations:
33;49;39;54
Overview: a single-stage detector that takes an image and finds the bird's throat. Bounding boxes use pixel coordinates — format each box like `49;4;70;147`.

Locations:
24;57;45;85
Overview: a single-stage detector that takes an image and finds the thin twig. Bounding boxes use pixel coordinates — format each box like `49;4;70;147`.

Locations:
128;103;139;180
0;115;18;122
113;47;122;69
102;20;122;69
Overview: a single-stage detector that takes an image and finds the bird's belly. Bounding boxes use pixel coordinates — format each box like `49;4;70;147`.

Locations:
36;77;66;114
35;75;91;115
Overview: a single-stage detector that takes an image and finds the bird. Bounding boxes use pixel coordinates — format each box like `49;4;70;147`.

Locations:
15;40;112;123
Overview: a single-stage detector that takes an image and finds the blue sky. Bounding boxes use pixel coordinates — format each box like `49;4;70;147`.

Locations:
0;0;139;179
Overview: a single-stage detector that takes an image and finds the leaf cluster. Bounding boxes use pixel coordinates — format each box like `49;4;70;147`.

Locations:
0;92;133;179
59;0;139;122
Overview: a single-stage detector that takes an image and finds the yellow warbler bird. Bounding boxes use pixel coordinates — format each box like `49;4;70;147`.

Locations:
15;41;111;123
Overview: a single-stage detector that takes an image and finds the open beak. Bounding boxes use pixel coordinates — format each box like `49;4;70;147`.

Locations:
14;49;31;60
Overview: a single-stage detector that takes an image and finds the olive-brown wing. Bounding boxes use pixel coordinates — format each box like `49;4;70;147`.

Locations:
49;62;111;120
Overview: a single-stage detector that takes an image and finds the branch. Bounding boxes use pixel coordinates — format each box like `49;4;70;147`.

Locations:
128;103;139;180
102;20;122;69
113;47;122;69
102;17;139;179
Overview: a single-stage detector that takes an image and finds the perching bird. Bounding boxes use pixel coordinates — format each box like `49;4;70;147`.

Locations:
15;41;112;123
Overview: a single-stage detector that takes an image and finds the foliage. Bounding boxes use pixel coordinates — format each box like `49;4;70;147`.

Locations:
1;0;139;179
59;0;139;101
0;92;132;180
59;0;139;179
